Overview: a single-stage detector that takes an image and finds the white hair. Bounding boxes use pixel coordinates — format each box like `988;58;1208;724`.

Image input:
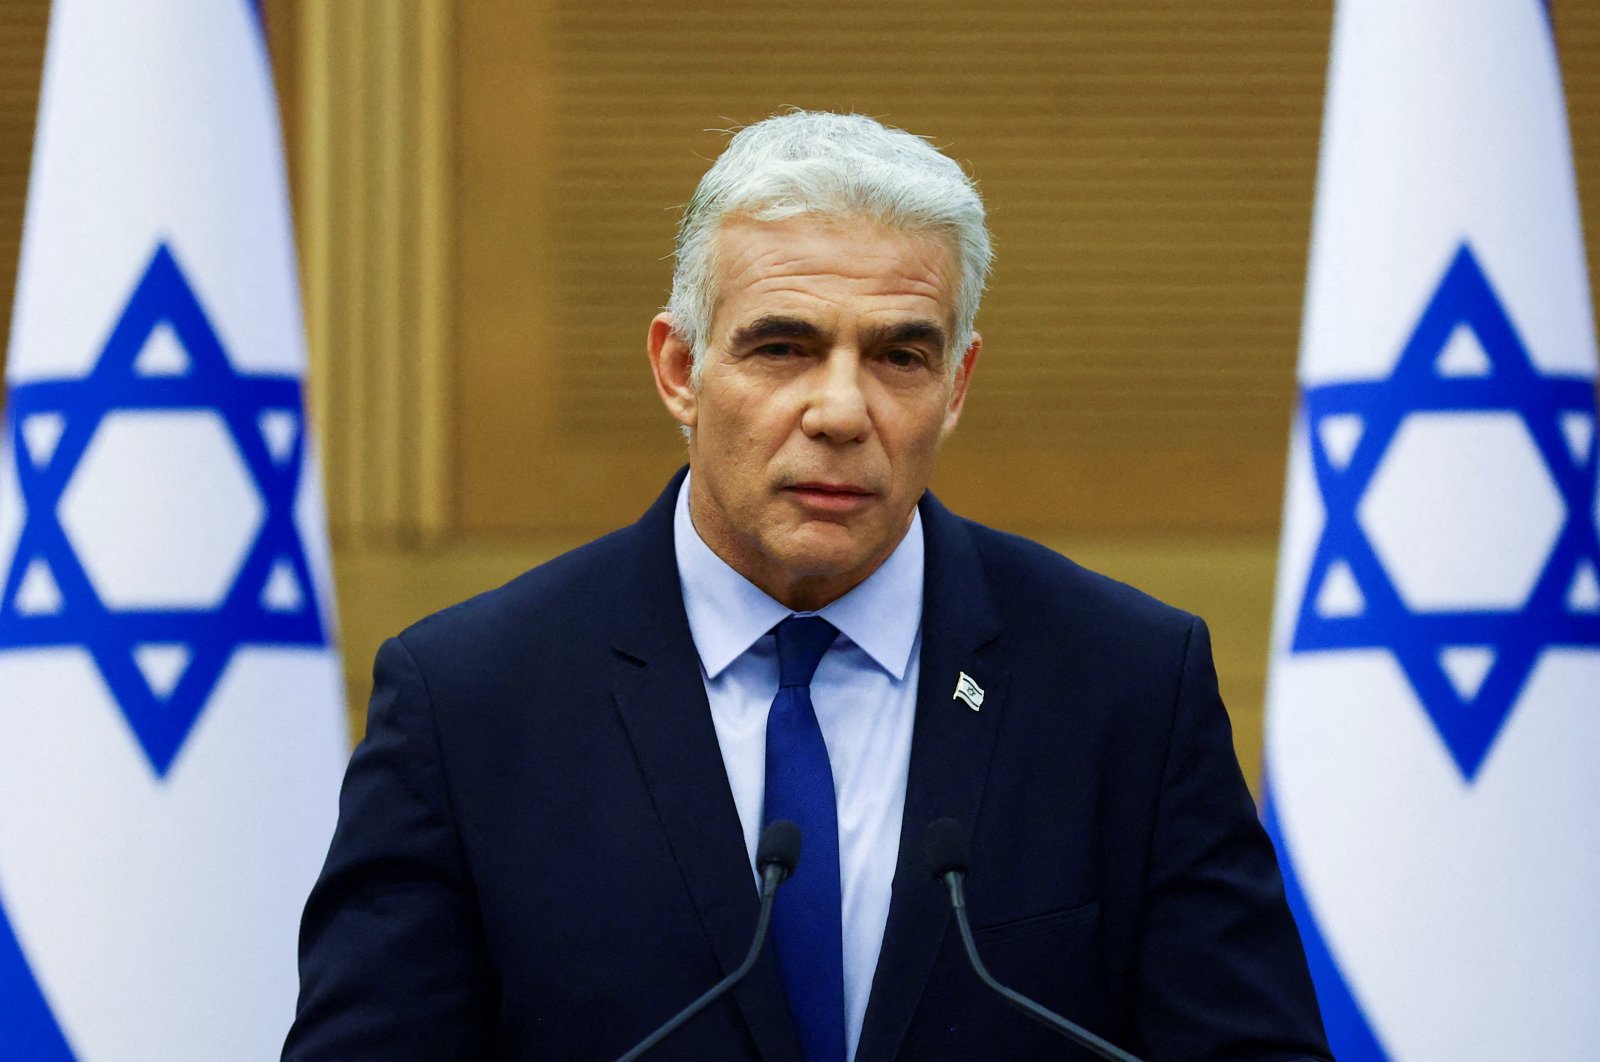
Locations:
668;111;993;382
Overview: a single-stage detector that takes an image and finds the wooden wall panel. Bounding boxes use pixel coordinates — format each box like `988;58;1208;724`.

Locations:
1564;7;1600;294
0;0;49;377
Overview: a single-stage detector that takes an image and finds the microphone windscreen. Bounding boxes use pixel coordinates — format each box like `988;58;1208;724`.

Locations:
757;819;801;874
924;818;970;878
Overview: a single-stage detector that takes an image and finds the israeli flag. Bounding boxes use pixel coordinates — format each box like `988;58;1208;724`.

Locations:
0;3;348;1058
1265;2;1600;1058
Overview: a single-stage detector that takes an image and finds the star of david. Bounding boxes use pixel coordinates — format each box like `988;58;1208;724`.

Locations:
0;243;325;777
1292;242;1600;781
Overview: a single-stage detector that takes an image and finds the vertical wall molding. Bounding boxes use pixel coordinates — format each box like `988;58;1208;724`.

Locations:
414;0;454;543
294;0;454;546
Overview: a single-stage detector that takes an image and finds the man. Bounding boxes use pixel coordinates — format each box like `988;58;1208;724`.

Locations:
285;111;1329;1061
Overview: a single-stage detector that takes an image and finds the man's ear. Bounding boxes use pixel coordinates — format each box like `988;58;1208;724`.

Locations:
648;312;697;429
941;333;982;435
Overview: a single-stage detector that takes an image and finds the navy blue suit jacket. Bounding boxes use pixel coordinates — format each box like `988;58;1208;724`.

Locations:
285;472;1329;1060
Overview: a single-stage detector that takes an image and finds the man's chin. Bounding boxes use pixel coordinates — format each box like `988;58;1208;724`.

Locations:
765;530;902;595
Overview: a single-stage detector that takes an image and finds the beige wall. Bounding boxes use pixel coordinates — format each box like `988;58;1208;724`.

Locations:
5;1;1600;786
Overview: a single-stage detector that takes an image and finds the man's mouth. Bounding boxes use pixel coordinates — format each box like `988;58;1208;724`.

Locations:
783;481;876;512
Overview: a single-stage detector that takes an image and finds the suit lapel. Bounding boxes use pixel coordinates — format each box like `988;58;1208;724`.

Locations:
608;473;802;1062
856;494;1009;1062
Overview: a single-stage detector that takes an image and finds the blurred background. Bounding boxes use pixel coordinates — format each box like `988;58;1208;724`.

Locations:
2;1;1597;785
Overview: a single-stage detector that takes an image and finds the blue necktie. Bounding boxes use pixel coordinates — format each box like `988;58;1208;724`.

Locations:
764;616;846;1062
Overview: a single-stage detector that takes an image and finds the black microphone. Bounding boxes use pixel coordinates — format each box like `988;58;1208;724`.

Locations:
924;818;1145;1062
615;821;802;1062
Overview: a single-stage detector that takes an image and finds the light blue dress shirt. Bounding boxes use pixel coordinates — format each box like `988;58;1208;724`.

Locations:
673;476;923;1061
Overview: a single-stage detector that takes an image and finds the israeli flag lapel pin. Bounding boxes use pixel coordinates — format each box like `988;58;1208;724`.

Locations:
953;671;984;711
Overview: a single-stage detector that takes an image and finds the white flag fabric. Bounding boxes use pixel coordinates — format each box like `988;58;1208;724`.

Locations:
1265;3;1600;1059
0;2;347;1058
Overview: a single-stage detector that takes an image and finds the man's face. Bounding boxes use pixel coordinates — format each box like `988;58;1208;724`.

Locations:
648;215;980;610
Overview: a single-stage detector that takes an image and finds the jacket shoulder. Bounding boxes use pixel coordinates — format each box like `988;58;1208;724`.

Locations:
960;518;1199;640
392;524;644;667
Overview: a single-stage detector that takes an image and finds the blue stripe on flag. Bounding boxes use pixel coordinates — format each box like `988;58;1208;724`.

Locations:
1262;795;1389;1061
0;890;75;1058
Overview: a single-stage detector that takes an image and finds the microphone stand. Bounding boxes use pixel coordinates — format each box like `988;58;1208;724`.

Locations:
939;869;1143;1062
925;816;1143;1062
615;824;797;1062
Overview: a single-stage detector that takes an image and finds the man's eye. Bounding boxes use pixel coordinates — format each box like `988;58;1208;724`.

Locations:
884;348;928;369
755;342;802;358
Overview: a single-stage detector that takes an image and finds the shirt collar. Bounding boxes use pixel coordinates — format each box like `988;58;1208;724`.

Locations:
674;473;924;682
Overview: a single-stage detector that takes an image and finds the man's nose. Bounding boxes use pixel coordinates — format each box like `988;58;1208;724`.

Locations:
800;349;871;443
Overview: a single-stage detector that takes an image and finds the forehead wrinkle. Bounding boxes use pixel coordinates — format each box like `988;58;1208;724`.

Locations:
709;216;961;348
734;271;952;322
717;223;953;292
737;256;949;295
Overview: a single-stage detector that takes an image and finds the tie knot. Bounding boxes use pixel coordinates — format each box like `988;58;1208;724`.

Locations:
774;616;838;689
